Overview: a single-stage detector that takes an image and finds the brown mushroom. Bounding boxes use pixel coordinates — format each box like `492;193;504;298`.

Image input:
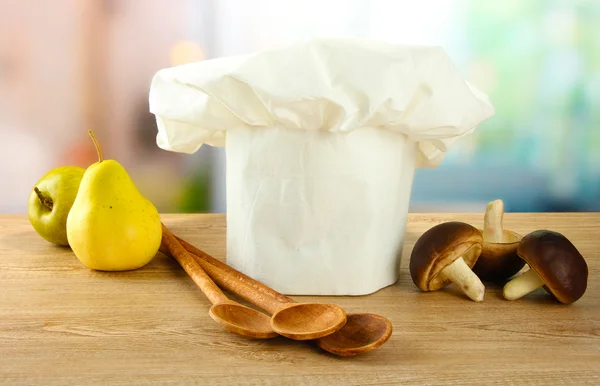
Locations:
473;199;526;282
503;230;588;304
410;221;485;302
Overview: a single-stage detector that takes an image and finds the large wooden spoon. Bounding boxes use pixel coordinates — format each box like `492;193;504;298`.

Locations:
174;235;393;356
161;225;277;339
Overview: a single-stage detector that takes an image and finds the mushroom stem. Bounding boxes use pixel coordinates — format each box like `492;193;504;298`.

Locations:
440;257;485;302
503;268;545;300
483;199;504;243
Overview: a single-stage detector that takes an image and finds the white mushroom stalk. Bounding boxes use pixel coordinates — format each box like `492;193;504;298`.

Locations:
483;199;504;243
440;257;485;302
503;269;545;300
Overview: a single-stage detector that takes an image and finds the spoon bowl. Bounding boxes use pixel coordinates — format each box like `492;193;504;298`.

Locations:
270;303;347;340
209;303;278;339
315;313;392;356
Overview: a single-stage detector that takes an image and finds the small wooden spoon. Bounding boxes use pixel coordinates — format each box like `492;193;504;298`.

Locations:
174;235;393;356
161;225;277;339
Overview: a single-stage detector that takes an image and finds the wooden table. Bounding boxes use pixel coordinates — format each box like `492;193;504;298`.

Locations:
1;213;599;385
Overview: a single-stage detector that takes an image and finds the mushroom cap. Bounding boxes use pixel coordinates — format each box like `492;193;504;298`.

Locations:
410;221;483;291
517;230;588;304
474;229;526;282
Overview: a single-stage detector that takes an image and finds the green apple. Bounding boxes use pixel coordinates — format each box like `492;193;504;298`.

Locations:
28;166;85;246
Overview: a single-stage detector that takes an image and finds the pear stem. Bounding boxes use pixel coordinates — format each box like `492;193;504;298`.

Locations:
34;187;53;211
88;130;103;163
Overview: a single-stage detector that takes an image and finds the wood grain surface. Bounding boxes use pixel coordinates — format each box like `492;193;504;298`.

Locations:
1;213;599;385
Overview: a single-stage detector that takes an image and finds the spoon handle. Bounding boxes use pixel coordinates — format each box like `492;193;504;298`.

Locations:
161;224;229;306
175;236;292;315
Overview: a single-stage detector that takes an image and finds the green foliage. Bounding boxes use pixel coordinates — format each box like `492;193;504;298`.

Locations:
463;0;599;167
177;167;212;213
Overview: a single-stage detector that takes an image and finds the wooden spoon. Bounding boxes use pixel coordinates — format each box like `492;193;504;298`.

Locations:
160;225;277;339
162;225;345;341
174;235;393;356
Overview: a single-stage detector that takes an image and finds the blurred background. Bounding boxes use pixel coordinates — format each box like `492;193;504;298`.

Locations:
1;0;599;214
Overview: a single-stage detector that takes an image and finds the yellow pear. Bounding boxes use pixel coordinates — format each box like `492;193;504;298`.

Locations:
67;131;162;271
